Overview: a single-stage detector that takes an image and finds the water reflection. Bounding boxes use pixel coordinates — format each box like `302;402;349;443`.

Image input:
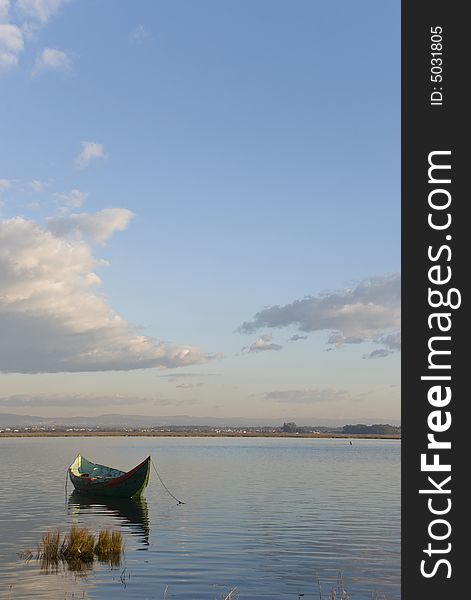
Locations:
68;493;150;548
39;552;96;576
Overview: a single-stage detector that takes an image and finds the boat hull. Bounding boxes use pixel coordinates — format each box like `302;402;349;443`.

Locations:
69;456;151;499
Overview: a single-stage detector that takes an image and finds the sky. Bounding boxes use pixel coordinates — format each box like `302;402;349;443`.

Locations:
0;0;400;424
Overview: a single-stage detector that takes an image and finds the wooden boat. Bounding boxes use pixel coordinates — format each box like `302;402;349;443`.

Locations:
68;454;151;498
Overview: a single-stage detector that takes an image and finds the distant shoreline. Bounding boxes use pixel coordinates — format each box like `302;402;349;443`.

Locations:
0;431;400;440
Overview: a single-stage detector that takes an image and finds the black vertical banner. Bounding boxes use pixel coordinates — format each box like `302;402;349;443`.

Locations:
402;2;467;597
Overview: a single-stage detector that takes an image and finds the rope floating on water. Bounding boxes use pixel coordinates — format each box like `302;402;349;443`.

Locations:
151;458;185;505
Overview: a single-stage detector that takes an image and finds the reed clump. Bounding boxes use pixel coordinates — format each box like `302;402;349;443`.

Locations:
36;526;123;572
94;529;123;566
38;530;62;564
62;526;95;563
316;572;349;600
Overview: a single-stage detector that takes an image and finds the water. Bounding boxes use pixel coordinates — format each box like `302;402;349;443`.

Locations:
0;437;400;599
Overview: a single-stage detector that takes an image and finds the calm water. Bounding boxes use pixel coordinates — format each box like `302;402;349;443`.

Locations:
0;437;400;599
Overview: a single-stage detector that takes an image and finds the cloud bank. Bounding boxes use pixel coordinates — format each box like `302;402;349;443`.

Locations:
265;389;351;404
0;393;198;408
0;215;210;373
0;393;152;408
239;274;400;356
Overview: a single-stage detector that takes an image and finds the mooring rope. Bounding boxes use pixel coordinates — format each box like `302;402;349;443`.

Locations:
151;458;185;505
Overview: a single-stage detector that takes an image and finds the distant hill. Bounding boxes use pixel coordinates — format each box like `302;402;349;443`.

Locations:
0;413;51;427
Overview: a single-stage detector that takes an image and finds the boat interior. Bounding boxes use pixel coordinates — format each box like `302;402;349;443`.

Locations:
69;454;125;479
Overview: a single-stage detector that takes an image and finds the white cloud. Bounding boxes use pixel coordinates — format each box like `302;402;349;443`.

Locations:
129;24;147;44
0;23;22;50
0;216;211;373
1;179;47;209
0;50;16;68
30;179;45;192
34;47;71;73
15;0;69;24
0;178;13;191
1;1;71;72
243;333;282;354
54;188;87;209
239;274;400;356
0;0;10;22
0;23;23;70
75;141;106;169
47;208;134;244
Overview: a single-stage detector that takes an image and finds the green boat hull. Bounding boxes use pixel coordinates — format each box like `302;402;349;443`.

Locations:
68;455;151;499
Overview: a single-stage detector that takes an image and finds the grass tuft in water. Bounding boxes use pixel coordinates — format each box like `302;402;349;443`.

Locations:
37;530;61;563
62;526;95;563
94;529;123;565
34;526;123;573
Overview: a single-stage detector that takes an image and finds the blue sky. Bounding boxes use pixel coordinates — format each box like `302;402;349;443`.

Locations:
0;0;400;423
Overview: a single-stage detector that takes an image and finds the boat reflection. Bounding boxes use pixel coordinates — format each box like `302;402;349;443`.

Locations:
68;492;150;548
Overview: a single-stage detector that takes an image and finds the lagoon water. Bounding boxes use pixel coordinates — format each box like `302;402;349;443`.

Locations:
0;437;400;599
